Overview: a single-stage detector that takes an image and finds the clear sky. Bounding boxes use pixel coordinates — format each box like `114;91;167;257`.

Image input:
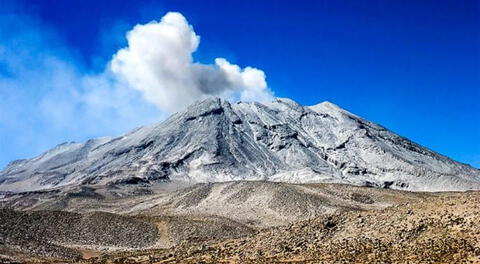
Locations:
0;0;479;169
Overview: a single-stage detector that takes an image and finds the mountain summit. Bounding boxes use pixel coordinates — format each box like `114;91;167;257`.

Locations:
1;98;479;192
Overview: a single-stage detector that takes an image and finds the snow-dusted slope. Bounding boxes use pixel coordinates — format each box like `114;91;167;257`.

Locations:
1;98;479;192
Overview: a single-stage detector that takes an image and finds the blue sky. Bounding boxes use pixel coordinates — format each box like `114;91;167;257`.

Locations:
0;0;479;168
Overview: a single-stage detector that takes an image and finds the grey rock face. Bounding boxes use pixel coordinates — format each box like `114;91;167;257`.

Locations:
1;97;479;192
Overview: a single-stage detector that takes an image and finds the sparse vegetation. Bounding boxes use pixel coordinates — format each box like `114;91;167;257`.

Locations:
1;182;479;263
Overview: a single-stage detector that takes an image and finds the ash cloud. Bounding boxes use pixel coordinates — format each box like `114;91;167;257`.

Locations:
110;12;273;112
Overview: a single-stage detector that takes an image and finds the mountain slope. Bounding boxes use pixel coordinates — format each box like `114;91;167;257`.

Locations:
91;191;480;264
0;181;432;262
1;98;479;192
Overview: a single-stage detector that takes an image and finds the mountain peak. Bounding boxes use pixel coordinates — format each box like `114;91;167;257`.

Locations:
273;98;302;107
318;100;341;108
182;97;230;120
187;97;227;109
1;97;480;192
309;100;344;113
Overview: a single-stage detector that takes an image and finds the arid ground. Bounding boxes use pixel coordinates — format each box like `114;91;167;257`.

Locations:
1;182;479;263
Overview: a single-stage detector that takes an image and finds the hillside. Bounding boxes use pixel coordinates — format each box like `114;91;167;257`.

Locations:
1;98;479;192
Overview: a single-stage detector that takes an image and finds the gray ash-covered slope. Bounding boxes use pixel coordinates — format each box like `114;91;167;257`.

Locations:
1;98;479;192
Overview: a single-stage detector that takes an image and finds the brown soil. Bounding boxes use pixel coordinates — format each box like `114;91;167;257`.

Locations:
1;182;479;264
80;191;480;264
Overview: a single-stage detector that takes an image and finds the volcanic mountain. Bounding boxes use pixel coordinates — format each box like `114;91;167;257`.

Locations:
1;97;479;192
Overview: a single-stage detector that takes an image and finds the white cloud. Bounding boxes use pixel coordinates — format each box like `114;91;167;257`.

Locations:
110;12;273;112
0;10;273;168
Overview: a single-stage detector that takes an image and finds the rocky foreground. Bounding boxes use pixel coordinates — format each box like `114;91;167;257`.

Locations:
76;192;480;264
0;182;479;263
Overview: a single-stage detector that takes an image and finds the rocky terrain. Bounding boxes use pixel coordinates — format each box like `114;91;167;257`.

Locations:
1;98;479;192
0;181;427;262
0;181;427;227
1;98;479;263
0;209;159;261
79;190;480;264
1;182;478;263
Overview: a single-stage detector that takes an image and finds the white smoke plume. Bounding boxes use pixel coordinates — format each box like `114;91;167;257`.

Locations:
0;10;273;168
110;12;273;112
